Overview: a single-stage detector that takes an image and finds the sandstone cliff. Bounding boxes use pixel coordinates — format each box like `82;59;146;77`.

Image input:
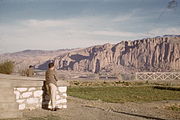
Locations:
54;36;180;73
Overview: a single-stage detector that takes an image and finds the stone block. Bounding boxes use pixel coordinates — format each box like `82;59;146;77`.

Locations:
56;104;67;109
62;93;67;97
19;104;25;110
34;90;43;97
56;95;60;100
28;87;36;91
27;106;36;110
56;99;67;104
14;91;20;99
16;88;27;92
21;92;32;98
16;99;25;104
39;98;42;102
27;98;39;104
58;86;67;93
56;104;62;108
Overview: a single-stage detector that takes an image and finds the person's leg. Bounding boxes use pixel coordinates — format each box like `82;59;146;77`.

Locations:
49;83;57;110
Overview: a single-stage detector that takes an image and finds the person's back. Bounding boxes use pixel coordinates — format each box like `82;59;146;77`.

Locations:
45;68;58;86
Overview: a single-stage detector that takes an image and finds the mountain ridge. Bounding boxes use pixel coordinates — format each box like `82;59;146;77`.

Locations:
53;35;180;73
0;35;179;73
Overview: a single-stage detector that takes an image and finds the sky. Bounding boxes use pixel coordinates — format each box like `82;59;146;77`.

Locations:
0;0;180;54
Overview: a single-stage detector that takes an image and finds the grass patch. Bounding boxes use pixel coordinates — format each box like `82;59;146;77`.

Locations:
69;81;149;87
166;105;180;111
68;86;180;103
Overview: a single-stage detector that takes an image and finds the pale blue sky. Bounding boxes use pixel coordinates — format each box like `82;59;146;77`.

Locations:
0;0;180;53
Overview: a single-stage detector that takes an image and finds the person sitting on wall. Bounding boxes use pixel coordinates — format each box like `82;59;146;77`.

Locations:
26;65;34;77
45;62;58;111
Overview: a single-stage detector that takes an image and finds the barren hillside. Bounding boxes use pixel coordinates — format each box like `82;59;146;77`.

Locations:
53;35;180;73
0;49;77;72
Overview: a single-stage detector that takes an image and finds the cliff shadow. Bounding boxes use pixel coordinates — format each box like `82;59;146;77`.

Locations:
111;110;167;120
38;60;52;70
95;59;100;73
153;86;180;91
70;54;89;62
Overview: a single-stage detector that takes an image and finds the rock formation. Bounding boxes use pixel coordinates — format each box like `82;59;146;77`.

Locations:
1;36;179;74
54;36;180;73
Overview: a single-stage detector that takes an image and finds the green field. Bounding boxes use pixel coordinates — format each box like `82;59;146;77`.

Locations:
67;86;180;103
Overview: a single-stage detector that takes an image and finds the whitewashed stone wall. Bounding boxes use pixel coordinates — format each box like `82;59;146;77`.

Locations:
14;86;67;110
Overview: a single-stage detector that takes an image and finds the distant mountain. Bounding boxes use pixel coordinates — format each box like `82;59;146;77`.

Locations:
0;49;78;72
1;49;73;56
52;35;180;73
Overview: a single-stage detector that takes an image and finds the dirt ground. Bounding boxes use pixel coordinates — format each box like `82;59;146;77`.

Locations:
19;96;180;120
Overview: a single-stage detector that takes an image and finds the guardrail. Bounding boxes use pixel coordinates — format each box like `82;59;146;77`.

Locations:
135;72;180;80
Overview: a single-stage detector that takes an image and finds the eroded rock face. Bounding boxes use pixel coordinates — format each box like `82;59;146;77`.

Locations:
55;36;180;73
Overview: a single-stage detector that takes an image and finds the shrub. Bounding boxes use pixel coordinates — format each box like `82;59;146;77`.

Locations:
0;61;14;74
165;104;180;111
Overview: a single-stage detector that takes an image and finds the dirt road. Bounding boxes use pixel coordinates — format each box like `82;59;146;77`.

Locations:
17;96;180;120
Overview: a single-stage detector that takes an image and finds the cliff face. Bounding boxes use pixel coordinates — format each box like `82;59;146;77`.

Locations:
55;36;180;73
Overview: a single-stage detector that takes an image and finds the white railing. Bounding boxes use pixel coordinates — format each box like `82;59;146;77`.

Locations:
135;72;180;80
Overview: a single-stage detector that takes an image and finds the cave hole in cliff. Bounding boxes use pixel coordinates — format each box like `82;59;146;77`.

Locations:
95;59;100;73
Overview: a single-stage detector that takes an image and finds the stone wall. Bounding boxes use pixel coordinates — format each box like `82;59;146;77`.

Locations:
0;73;69;119
14;86;67;110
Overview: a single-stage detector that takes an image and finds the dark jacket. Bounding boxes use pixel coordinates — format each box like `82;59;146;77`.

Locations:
45;69;58;86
